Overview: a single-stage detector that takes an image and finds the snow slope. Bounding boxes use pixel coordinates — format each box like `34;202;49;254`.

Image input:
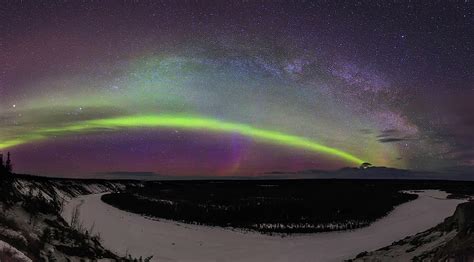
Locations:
62;190;464;262
0;240;32;262
0;176;131;261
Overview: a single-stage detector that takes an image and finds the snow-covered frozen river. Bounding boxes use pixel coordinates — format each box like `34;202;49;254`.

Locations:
62;190;464;262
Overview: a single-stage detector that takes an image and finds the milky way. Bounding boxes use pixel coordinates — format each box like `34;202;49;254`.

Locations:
0;1;473;177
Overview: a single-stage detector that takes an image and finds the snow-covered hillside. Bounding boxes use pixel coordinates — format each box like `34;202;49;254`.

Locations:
12;175;130;202
0;175;139;261
0;239;32;262
352;201;474;261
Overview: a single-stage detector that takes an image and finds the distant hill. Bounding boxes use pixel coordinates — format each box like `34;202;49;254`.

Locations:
262;166;474;181
84;166;473;181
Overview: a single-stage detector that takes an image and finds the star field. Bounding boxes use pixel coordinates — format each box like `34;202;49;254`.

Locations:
0;1;473;177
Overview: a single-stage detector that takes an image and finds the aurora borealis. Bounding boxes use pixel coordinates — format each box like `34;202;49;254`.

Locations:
0;114;365;165
1;1;473;177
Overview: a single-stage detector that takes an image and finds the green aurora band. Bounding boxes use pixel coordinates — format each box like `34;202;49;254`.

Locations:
0;115;365;165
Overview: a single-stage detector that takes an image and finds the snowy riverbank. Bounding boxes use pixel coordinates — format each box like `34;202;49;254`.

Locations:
62;190;464;262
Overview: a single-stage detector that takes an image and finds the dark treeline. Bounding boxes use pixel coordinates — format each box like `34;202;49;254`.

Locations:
99;179;463;234
0;152;13;176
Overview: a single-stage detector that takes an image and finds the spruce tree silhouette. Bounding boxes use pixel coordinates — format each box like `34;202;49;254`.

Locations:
5;152;12;174
0;152;13;175
0;153;4;175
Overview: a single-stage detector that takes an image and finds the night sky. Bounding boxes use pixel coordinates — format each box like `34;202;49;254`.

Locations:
1;1;473;177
